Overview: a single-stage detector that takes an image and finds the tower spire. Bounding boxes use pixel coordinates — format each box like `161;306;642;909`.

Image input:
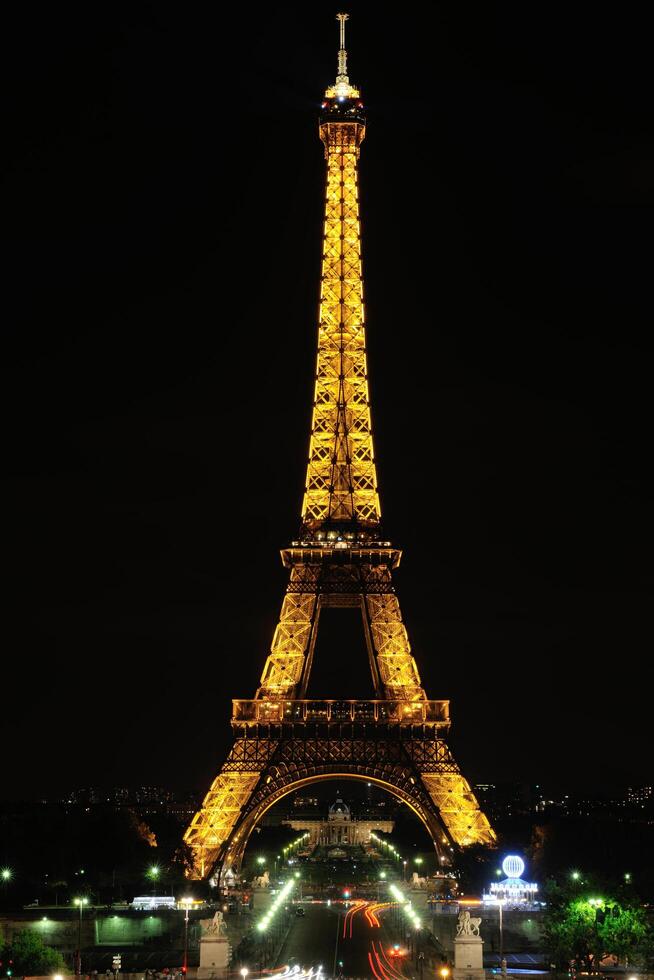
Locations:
336;12;349;84
327;12;359;100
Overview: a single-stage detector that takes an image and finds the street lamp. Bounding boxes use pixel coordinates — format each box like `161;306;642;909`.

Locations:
180;897;193;975
403;860;407;882
74;897;89;975
148;865;160;898
1;868;12;882
496;898;505;971
414;857;423;865
240;969;248;979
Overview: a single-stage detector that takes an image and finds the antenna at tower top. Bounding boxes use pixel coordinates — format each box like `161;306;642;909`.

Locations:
326;11;359;99
337;11;349;48
336;12;349;84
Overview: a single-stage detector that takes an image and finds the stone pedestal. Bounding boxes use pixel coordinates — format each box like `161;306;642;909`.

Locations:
197;935;231;979
453;935;485;980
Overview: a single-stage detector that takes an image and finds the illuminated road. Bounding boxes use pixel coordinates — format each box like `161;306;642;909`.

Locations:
274;901;414;979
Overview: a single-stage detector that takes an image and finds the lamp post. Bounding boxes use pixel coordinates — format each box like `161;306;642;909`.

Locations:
180;897;193;975
403;860;407;882
148;865;160;900
1;867;12;900
74;897;88;975
497;899;505;972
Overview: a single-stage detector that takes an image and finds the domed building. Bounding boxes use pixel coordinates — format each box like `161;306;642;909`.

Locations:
283;794;393;846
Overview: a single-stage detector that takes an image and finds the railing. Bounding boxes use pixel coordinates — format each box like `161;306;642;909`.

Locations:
232;699;450;726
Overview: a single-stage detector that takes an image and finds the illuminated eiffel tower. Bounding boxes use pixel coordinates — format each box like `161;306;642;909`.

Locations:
184;13;495;882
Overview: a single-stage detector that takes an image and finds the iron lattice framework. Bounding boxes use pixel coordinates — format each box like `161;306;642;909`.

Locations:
184;14;495;881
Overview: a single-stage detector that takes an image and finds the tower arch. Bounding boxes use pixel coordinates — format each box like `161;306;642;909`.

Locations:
213;770;448;886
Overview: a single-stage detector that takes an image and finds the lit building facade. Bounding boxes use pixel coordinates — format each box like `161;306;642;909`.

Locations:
283;796;393;846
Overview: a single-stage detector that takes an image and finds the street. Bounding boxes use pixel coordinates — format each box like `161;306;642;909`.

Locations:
274;901;415;979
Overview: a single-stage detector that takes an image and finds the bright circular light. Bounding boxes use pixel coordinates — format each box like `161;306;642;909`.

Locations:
502;855;525;879
1;868;12;881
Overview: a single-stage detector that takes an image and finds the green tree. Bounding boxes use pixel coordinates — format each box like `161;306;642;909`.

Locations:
543;881;651;970
600;905;648;964
1;929;66;976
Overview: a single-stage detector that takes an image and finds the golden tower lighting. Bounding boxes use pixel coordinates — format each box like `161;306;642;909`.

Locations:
184;12;495;882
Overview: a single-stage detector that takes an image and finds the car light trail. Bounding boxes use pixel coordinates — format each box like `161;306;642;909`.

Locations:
342;899;367;938
368;941;406;980
373;940;407;980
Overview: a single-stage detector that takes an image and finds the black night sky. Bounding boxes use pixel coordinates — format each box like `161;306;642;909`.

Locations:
2;4;652;801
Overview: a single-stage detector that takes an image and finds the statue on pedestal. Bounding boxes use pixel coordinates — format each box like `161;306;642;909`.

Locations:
453;908;485;978
456;909;482;937
200;911;227;937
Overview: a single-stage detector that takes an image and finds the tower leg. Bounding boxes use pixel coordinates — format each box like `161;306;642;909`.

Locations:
183;738;278;878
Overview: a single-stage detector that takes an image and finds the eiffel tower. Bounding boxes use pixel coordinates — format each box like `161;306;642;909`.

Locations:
184;13;495;882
